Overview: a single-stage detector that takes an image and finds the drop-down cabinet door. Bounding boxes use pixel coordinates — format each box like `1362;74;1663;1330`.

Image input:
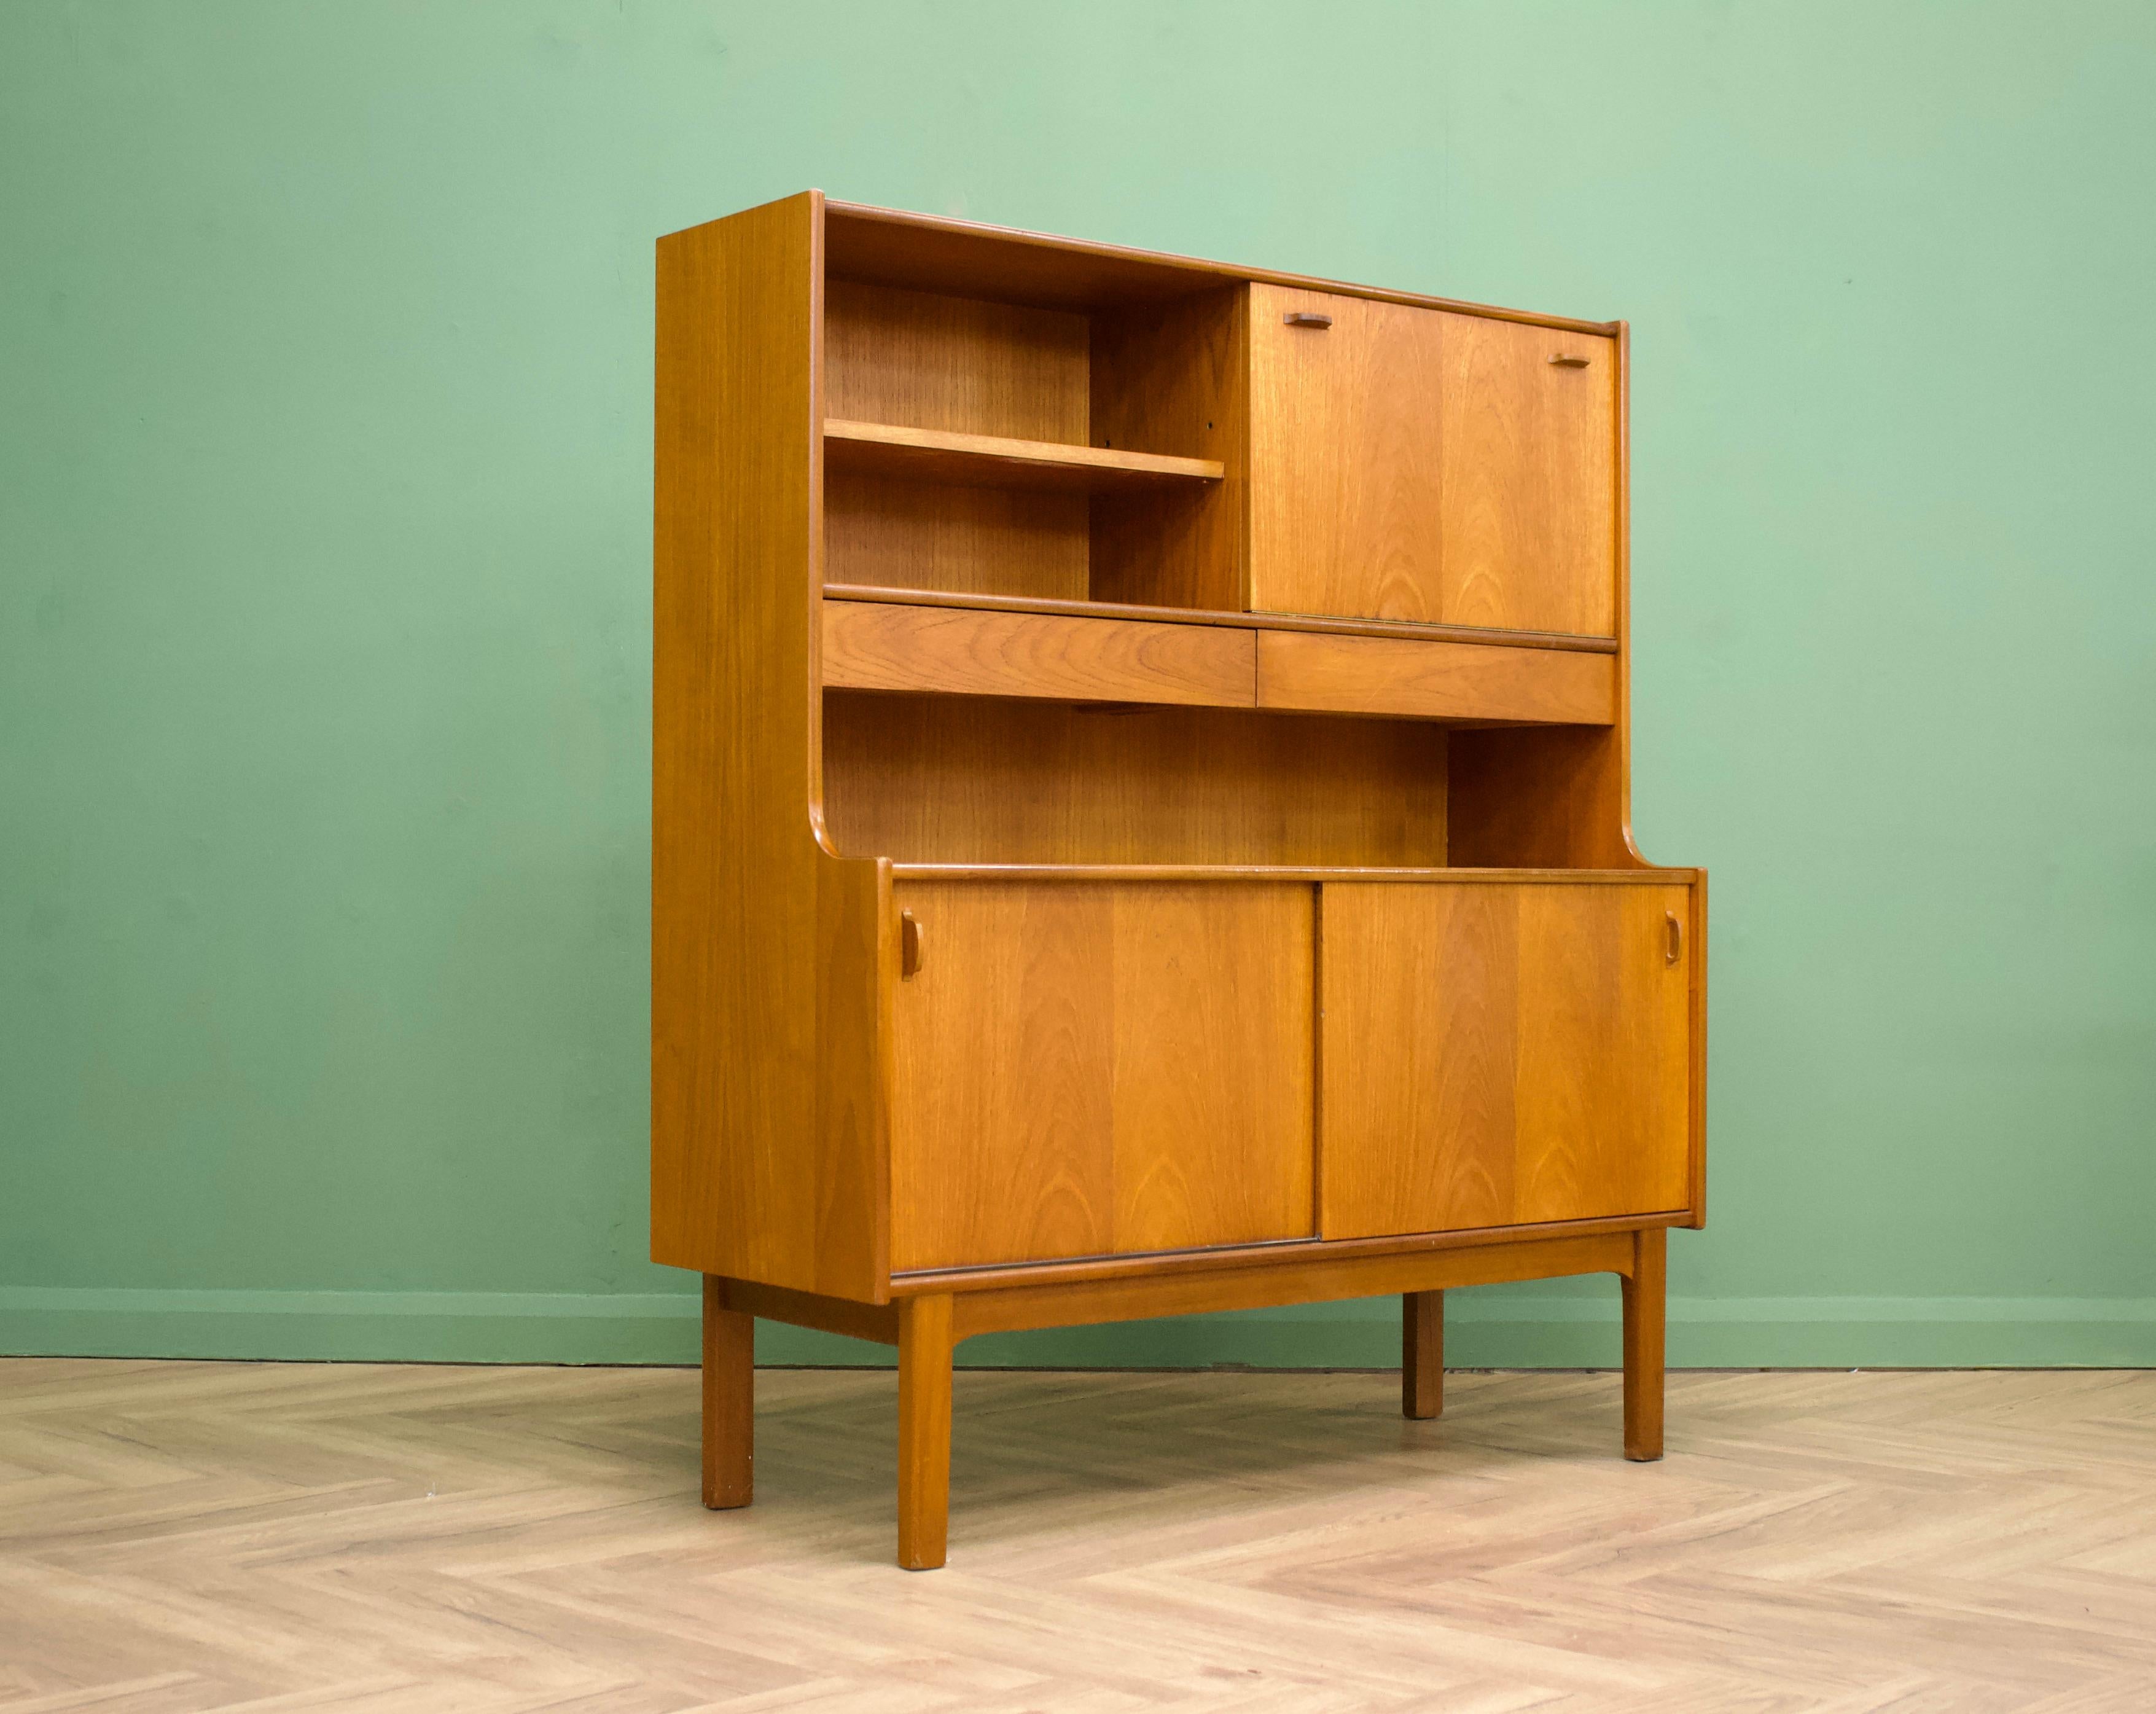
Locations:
1319;881;1694;1239
1247;286;1618;638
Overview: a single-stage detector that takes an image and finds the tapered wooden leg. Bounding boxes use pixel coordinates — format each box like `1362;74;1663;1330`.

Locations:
897;1293;954;1570
701;1275;754;1508
1402;1289;1443;1420
1622;1228;1666;1462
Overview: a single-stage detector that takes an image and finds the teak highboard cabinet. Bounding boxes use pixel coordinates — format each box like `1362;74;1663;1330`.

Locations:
653;192;1706;1570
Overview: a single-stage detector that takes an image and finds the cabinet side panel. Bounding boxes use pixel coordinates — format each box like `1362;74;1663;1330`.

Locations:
654;194;856;1292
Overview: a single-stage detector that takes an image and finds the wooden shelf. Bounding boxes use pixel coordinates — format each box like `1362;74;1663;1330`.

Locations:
824;418;1225;492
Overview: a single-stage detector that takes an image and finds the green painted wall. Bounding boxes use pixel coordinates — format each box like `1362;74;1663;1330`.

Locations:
5;1;2152;1369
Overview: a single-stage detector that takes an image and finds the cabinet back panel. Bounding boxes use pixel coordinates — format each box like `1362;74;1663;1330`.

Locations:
1089;289;1249;611
824;472;1090;600
825;278;1088;442
822;692;1447;867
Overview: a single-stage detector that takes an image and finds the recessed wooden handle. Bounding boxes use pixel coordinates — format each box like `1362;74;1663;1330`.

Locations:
900;910;924;979
1550;353;1591;368
1284;311;1333;329
1665;912;1683;966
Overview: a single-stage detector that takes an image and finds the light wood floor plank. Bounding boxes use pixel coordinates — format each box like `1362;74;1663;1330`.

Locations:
2;1362;2152;1710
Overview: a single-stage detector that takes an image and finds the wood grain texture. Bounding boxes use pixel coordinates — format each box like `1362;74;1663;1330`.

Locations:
1449;726;1634;867
1247;288;1617;640
824;581;1620;652
1090;288;1249;611
1685;870;1709;1228
1446;324;1650;869
700;1278;753;1508
655;201;1709;1560
821;599;1256;709
950;1231;1630;1339
888;882;1314;1271
824;418;1222;490
894;1210;1684;1293
652;191;890;1302
719;1277;900;1345
1404;1289;1444;1420
823;694;1447;867
824;277;1087;442
11;1358;2154;1708
1320;882;1693;1241
886;866;1693;886
1624;1226;1668;1462
1437;313;1617;636
827;197;1621;331
824;471;1092;601
1248;284;1450;624
1257;629;1617;725
1512;885;1692;1226
819;279;1097;603
897;1294;955;1570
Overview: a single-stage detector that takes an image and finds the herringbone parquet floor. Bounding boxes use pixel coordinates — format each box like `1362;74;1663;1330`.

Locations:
1;1360;2151;1712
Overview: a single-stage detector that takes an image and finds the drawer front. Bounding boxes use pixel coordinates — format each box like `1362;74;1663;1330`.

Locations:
891;882;1314;1272
1320;881;1692;1239
1256;630;1615;726
822;598;1255;708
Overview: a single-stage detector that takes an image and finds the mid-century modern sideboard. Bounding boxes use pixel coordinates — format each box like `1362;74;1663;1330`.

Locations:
652;192;1705;1570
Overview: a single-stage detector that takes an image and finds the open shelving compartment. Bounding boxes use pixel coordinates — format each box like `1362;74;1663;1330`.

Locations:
821;235;1244;608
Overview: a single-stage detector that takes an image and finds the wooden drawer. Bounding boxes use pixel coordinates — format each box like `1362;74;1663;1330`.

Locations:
1256;630;1616;726
822;598;1254;708
1319;880;1694;1239
889;882;1313;1271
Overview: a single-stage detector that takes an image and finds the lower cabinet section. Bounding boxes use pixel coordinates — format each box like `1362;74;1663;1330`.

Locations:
890;882;1315;1271
1319;882;1693;1237
889;874;1697;1273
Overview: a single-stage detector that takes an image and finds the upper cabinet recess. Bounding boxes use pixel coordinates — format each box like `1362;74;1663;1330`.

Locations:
818;198;1624;676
